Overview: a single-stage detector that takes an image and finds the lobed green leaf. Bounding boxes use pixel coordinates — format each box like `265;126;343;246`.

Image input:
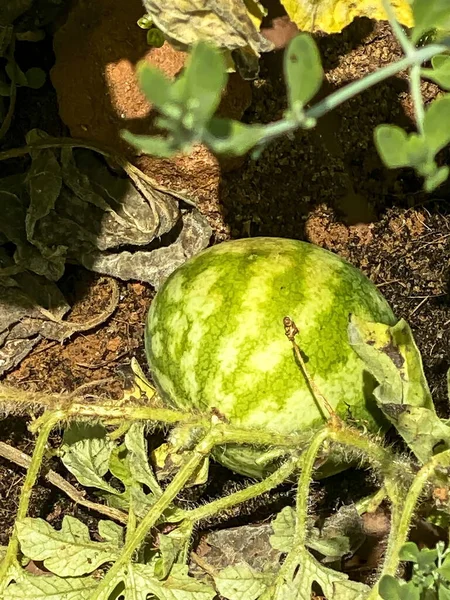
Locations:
125;422;162;495
61;422;117;494
269;506;295;552
2;573;97;600
25;132;62;242
126;563;216;600
214;563;272;600
16;516;121;577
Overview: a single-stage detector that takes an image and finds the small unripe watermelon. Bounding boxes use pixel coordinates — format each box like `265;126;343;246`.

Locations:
145;238;396;477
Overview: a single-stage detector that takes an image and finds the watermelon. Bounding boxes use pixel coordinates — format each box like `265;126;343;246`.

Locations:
145;237;396;478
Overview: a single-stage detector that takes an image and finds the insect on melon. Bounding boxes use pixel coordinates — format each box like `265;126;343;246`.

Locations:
145;237;396;477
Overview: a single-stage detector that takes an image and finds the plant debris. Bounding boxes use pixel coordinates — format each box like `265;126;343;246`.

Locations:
0;132;211;373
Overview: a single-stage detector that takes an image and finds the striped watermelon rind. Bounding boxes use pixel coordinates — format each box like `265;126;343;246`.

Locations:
145;237;396;477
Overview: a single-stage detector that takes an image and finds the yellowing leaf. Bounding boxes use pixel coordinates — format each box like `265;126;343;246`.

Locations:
280;0;413;34
243;0;267;29
142;0;273;54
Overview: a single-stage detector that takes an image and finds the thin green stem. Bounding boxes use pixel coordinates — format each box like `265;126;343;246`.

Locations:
295;429;329;547
307;44;444;120
0;412;62;590
242;43;445;151
382;0;413;56
108;421;132;441
381;0;426;133
329;428;396;477
410;64;426;134
90;428;217;600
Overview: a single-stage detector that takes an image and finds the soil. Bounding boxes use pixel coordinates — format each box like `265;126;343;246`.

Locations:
1;0;450;589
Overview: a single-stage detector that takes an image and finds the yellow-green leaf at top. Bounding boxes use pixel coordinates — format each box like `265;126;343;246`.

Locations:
280;0;413;33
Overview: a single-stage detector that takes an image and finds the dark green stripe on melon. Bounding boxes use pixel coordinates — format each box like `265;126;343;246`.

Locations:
145;238;396;477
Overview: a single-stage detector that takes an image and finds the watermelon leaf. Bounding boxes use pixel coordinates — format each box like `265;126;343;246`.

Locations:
214;563;273;600
24;67;46;89
61;422;118;494
136;62;173;113
15;516;121;577
2;572;98;600
423;95;450;155
424;165;449;192
348;316;450;464
146;28;165;47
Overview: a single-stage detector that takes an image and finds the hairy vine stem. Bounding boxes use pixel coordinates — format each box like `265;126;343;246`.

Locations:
0;412;62;591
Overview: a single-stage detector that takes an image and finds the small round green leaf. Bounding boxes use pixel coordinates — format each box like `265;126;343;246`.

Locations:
399;542;420;562
146;28;165;48
374;124;409;168
25;67;46;89
206;117;266;156
424;165;449;191
412;0;450;43
422;55;450;90
379;575;402;600
423;95;450;155
284;34;323;113
175;42;227;128
137;62;173;112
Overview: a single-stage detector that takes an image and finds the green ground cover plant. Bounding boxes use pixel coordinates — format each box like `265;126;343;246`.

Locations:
124;0;450;192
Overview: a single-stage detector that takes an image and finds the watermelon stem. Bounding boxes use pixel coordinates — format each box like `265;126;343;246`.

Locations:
264;427;330;597
368;448;450;599
90;426;219;600
283;316;341;428
0;411;61;588
179;455;298;528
